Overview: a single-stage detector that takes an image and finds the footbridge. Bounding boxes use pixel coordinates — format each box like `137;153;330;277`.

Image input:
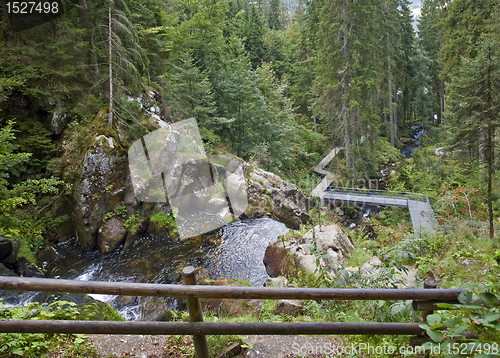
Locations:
323;187;437;232
310;146;436;233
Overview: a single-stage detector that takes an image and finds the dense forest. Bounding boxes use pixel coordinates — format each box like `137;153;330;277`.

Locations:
1;0;500;240
1;0;500;355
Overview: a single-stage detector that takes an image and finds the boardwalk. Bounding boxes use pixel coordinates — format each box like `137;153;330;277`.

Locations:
311;146;436;233
323;189;437;232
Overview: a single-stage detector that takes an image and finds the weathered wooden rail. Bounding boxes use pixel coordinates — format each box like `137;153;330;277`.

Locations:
0;268;465;358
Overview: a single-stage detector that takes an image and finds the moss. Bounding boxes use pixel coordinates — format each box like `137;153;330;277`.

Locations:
278;229;303;242
78;301;124;321
244;165;255;180
210;157;231;167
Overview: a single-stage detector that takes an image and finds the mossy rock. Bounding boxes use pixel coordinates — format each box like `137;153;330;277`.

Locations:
34;292;122;321
78;301;124;321
157;310;189;322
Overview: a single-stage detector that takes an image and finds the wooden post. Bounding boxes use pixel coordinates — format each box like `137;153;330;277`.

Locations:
409;280;437;357
421;280;437;323
182;266;209;358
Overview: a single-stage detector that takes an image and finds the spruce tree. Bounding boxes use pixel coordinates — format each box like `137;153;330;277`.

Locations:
268;0;282;30
244;5;265;68
446;38;500;238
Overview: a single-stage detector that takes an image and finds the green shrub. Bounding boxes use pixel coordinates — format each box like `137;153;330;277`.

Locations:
422;271;500;356
0;300;100;357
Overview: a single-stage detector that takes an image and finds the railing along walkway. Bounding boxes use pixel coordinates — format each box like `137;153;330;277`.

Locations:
0;270;464;358
324;187;437;232
309;143;437;233
310;146;342;197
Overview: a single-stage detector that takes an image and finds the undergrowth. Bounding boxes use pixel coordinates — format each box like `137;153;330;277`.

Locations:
0;300;99;358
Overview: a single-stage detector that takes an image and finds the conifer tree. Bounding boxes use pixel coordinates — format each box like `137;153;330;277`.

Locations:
96;0;148;127
418;0;445;121
244;5;265;68
446;38;500;238
268;0;282;30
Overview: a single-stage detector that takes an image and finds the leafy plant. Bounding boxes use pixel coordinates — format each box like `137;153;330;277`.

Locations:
103;205;128;221
0;300;98;357
422;272;500;357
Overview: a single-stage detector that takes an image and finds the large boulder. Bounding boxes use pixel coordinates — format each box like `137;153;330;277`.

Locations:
263;244;300;278
244;165;311;229
98;217;128;254
200;277;262;317
302;224;354;268
64;112;130;250
0;262;18;277
264;224;354;278
2;239;20;266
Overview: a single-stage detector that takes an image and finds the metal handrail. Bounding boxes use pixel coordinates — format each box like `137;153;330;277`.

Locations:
325;186;429;203
312;143;340;170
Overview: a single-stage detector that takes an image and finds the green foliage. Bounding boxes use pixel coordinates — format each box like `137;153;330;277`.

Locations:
150;211;176;227
103;205;128;221
0;121;67;259
422;272;500;355
0;300;98;357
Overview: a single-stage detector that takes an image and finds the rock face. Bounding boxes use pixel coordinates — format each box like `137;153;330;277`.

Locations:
66;123;130;250
0;238;20;272
244;165;311;229
264;224;354;277
57;113;311;252
0;238;13;261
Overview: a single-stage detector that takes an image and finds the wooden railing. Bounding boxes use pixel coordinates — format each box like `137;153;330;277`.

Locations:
0;268;466;358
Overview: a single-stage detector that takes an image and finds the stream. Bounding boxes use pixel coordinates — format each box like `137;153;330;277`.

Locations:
3;217;288;320
402;125;424;159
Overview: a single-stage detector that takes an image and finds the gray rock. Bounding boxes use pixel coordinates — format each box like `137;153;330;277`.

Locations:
50;112;70;135
0;238;13;261
244;165;311;229
67;129;129;250
264;276;289;287
264;224;354;278
205;197;227;213
15;257;45;278
302;224;354;267
98;217;127;254
0;262;18;276
274;299;304;317
3;239;20;265
122;217;149;251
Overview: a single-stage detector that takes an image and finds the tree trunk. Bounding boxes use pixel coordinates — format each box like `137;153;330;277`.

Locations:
343;0;351;167
78;0;91;29
78;0;98;73
487;47;494;239
439;80;444;124
479;127;486;165
388;33;394;147
108;6;113;128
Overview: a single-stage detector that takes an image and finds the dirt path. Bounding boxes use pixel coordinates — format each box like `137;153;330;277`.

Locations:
87;334;344;358
243;335;344;358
